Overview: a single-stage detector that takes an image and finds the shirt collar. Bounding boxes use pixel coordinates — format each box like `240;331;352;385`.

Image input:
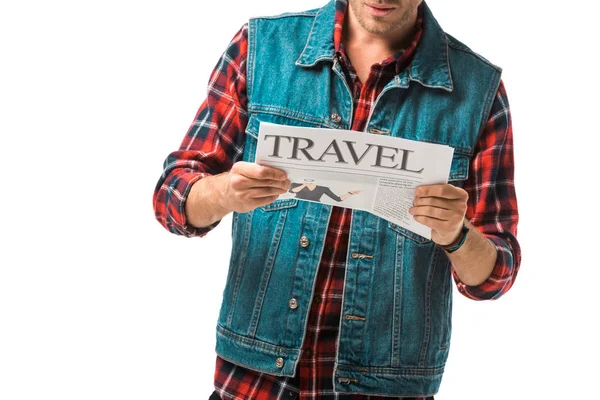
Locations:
333;0;423;75
295;0;454;91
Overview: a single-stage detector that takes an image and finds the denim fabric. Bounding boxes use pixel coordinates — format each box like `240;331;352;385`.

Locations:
214;1;501;396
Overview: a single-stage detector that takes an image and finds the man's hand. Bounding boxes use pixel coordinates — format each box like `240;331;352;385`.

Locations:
409;184;468;246
185;162;290;228
219;162;291;213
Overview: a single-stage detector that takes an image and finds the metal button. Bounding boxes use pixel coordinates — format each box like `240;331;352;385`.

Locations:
331;113;342;123
351;252;359;259
276;357;284;368
300;236;310;248
289;298;298;309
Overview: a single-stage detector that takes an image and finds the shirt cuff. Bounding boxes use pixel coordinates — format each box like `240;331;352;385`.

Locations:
453;235;516;301
167;171;221;238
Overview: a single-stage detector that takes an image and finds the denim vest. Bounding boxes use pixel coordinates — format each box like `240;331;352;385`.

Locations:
215;1;502;396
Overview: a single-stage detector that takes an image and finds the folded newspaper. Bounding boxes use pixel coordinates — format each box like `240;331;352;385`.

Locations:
255;122;454;240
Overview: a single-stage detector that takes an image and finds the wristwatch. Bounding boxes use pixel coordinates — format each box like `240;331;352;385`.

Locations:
441;223;469;253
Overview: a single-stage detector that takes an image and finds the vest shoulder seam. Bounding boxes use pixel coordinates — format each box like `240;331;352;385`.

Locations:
249;10;319;22
445;33;502;73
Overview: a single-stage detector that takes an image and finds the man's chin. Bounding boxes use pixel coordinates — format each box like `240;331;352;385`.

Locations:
360;21;396;35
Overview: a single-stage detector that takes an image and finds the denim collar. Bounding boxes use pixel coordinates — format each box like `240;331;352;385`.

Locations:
295;0;453;92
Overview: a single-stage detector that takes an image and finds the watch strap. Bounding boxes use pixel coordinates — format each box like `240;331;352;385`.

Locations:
441;223;469;253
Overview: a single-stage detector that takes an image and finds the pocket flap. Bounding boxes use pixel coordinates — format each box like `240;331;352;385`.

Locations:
260;198;299;211
448;154;470;182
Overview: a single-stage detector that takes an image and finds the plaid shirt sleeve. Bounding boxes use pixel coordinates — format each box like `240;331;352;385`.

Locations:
452;80;522;300
153;24;249;238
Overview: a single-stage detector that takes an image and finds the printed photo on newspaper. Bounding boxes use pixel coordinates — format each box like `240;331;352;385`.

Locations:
255;122;454;240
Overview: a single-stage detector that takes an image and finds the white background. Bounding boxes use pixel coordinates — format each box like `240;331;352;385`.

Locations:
1;0;598;399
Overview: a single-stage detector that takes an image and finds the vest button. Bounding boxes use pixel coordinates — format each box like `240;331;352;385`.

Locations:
331;113;342;123
289;298;298;309
276;357;285;368
351;252;359;259
300;236;310;248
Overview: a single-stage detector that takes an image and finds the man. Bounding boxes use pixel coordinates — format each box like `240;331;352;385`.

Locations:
153;0;521;399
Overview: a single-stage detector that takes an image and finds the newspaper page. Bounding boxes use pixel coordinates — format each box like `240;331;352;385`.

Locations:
255;122;454;239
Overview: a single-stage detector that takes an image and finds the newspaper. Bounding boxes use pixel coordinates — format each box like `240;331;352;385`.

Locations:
255;122;454;239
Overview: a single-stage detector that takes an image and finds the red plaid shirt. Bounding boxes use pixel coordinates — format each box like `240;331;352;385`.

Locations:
153;1;521;399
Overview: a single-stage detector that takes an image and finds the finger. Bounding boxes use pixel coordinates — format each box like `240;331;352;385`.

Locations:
412;215;454;231
246;186;289;199
248;178;291;190
409;206;453;221
414;184;467;200
230;174;290;191
412;196;463;210
235;162;287;181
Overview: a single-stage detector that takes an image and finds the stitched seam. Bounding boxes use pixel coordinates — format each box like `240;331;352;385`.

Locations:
247;209;288;337
247;105;335;128
217;325;300;356
249;11;318;21
336;363;445;375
